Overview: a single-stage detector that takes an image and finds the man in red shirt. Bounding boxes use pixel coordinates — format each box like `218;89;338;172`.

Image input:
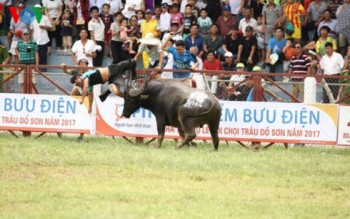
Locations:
216;5;237;38
203;50;222;94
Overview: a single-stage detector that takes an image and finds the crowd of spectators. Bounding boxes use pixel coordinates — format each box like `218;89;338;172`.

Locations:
0;0;349;102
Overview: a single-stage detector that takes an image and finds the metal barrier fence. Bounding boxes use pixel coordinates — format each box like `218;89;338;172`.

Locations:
0;64;349;147
1;64;350;104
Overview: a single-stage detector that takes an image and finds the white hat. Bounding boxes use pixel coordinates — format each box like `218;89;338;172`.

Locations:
139;33;160;46
224;52;233;57
34;4;42;8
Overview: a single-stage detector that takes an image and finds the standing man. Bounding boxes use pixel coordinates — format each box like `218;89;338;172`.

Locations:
88;6;105;67
221;26;243;61
289;42;311;102
262;0;282;47
319;42;344;103
71;29;97;67
265;27;286;81
15;30;39;93
30;4;51;71
162;35;198;79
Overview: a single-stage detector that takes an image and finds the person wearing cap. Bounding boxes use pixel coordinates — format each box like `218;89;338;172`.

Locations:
315;26;337;59
15;30;39;93
122;0;145;19
162;35;199;79
134;33;164;71
30;4;52;71
246;65;283;102
160;3;171;37
141;8;159;68
219;62;247;100
236;25;258;71
238;7;257;36
216;4;237;38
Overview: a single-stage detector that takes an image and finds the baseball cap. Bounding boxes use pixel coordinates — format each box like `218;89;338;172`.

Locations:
245;26;254;32
22;29;30;35
161;3;169;8
34;4;42;8
224;52;233;57
236;63;245;68
171;20;179;26
223;5;231;11
145;9;153;14
252;66;262;72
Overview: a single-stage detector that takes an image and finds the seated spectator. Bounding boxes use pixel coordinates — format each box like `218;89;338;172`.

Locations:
203;50;221;94
184;24;203;57
203;24;223;58
221;25;243;61
237;26;258;72
317;9;337;39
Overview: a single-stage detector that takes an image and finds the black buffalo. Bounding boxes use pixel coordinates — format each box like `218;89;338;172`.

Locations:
122;79;222;150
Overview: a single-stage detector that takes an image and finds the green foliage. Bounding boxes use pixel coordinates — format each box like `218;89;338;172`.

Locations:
0;134;350;218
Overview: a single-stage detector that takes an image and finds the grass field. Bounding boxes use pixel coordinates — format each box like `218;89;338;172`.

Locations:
1;133;350;219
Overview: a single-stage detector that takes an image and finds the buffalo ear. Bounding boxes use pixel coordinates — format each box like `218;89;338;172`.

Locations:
139;95;149;100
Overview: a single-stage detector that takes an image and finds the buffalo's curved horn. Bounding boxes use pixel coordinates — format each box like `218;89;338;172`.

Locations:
127;79;149;97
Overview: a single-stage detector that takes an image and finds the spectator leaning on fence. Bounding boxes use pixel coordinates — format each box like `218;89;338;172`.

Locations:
289;42;311;102
319;42;344;103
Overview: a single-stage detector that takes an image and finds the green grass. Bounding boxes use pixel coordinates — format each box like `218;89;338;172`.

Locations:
1;133;350;219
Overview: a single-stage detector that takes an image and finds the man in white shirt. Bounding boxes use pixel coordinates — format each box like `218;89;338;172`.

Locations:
108;0;123;15
30;4;51;69
71;29;97;67
239;7;257;36
88;6;105;67
320;42;344;103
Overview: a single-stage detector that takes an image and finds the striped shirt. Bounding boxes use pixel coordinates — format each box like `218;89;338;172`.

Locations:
290;53;311;80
